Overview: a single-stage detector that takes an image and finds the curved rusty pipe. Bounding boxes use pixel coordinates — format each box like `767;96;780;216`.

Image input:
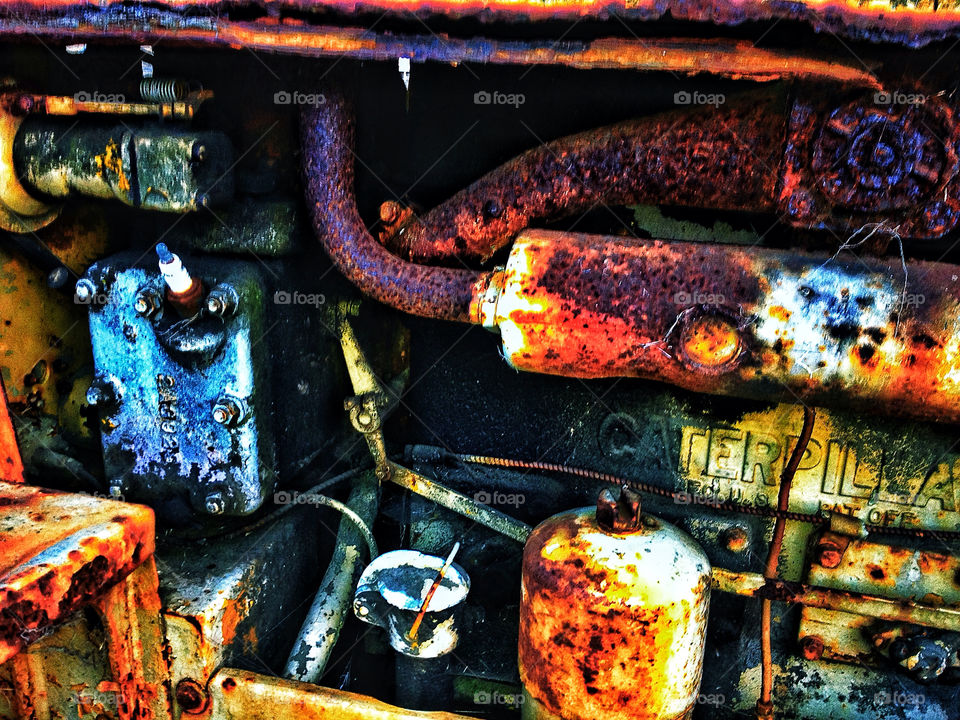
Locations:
300;92;490;322
384;91;788;265
383;91;960;265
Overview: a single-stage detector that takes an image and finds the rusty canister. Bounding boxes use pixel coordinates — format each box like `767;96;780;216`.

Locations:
519;488;711;720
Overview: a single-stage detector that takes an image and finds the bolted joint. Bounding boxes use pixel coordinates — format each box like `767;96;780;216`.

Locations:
206;282;240;318
596;485;643;534
814;532;850;569
86;375;122;409
134;288;163;319
212;396;247;427
345;394;385;434
204;491;227;515
799;635;825;661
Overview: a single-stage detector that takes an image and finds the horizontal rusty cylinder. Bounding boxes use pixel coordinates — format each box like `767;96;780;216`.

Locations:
301;91;490;322
388;91;788;265
3;0;960;47
478;228;960;423
387;93;960;265
711;567;960;633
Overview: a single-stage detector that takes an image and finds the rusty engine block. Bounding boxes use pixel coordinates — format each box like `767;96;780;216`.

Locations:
0;2;959;720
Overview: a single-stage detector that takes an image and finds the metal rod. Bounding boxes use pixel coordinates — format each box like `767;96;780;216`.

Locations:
711;567;960;633
387;462;532;544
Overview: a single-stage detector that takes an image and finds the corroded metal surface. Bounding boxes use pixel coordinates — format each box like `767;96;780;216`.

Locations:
519;507;710;720
387;92;787;265
207;667;478;719
301;93;490;322
1;0;960;47
711;567;960;632
388;93;960;265
781;96;960;239
0;482;155;664
0;385;23;484
487;229;960;423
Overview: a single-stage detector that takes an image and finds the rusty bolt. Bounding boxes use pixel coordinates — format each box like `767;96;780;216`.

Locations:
206;283;239;318
134;289;163;319
86;375;121;408
679;314;742;369
74;278;98;305
720;526;749;553
204;492;226;515
212;397;244;427
379;200;402;224
799;635;825;661
175;679;208;714
815;539;844;569
596;486;642;533
191;143;207;163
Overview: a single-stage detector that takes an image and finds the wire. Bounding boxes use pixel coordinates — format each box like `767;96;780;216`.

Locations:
758;406;815;719
452;453;960;541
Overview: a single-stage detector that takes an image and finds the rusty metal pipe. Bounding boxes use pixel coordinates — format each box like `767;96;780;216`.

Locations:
301;93;490;322
483;228;960;424
386;91;788;265
711;567;960;633
210;668;478;720
385;93;960;264
285;471;379;683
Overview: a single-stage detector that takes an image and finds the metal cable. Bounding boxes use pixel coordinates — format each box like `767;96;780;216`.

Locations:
453;453;960;541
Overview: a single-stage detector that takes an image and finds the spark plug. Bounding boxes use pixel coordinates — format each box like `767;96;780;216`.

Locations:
157;243;202;316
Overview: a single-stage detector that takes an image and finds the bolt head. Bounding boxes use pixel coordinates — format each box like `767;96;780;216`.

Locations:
800;635;825;660
74;279;97;304
720;526;749;553
212;397;244;427
816;543;843;569
134;290;162;318
204;493;225;515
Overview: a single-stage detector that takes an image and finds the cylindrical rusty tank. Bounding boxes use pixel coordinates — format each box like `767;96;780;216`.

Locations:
519;488;711;720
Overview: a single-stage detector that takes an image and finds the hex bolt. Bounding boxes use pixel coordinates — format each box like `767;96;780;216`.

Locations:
86;376;121;408
175;679;208;714
212;397;245;427
191;143;207;163
815;539;844;569
204;492;226;515
799;635;825;661
205;283;240;318
134;289;163;319
74;278;98;305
